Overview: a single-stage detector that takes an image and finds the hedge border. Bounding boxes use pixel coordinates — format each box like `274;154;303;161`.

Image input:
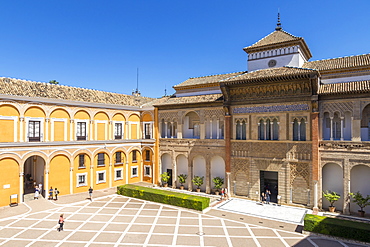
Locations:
304;214;370;243
117;184;210;211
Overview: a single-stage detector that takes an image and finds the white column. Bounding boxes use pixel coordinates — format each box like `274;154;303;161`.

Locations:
140;159;143;182
19;172;24;203
45;118;50;142
340;117;344;141
216;120;219;139
227;172;231;198
19;117;24;142
45;170;49;201
125;121;129;139
94;120;97;140
170;122;174;138
210;120;213;139
165;122;168;138
313;180;318;210
330;117;333;141
109;162;113;187
298;122;301;141
125;162;129;184
263;122;267;140
70;119;74;141
270;122;273;140
90;164;94;188
108;121;112;140
69;167;73;194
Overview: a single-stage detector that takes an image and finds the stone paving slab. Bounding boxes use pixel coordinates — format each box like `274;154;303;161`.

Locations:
0;188;368;246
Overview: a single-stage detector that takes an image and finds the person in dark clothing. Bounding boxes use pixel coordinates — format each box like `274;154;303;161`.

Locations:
57;214;64;231
88;187;93;200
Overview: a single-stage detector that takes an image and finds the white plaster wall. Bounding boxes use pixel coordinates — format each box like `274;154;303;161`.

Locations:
161;153;172;173
350;165;370;200
248;53;304;71
176;155;188;189
210;156;225;188
321;74;370;84
343;112;352;140
182;116;193;138
193;155;206;191
322;163;344;211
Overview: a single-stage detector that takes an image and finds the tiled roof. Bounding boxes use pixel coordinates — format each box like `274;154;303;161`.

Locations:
318;80;370;95
303;54;370;71
244;30;300;50
173;72;246;89
0;77;154;107
154;94;223;106
223;66;318;84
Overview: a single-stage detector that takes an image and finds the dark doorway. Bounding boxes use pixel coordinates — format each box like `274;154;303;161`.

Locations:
167;169;173;186
24;156;45;196
260;171;278;203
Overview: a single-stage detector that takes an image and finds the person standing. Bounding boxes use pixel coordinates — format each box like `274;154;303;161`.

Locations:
54;188;59;200
34;186;40;200
88;187;93;201
49;187;53;200
38;182;43;197
220;188;224;201
266;189;271;204
57;214;64;231
224;187;229;200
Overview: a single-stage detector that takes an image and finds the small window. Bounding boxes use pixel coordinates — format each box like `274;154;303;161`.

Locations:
77;173;87;187
97;153;105;166
115;168;123;180
132;150;137;162
144;123;151;139
131;166;138;177
144;165;151;177
96;171;106;184
145;150;150;161
77;122;87;141
28;120;41;142
79;154;85;168
115;123;123;139
115;152;122;164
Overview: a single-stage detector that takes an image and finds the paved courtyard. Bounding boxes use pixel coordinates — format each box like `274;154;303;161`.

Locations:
0;191;367;247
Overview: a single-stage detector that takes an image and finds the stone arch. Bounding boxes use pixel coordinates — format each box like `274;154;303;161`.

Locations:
350;164;370;206
24;105;46;118
0;157;20;206
49;154;71;196
193;155;206;191
23;155;46;195
322;163;344;211
183;111;200;139
141;111;154;121
176;154;188;189
0;103;20;116
210;156;225;189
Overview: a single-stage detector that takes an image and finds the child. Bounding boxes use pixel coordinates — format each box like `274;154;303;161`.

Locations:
57;214;64;231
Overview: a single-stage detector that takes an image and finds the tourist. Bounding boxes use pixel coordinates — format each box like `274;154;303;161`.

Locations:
266;189;271;204
38;182;43;197
34;186;40;200
57;214;64;231
261;192;265;204
49;187;53;200
54;188;59;200
88;187;93;200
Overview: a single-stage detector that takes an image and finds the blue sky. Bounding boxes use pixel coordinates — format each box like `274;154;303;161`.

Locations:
0;1;369;98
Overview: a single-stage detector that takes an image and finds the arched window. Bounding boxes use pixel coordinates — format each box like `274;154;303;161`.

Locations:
272;119;279;140
161;119;165;138
258;119;265;140
242;120;246;140
236;120;241;140
293;119;299;141
300;119;306;141
266;119;271;140
333;113;341;140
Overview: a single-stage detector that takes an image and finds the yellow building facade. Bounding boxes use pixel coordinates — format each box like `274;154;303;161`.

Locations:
0;78;158;207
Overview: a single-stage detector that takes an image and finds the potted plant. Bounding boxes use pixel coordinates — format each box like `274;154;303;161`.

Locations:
177;174;187;190
160;172;170;187
323;190;340;212
350;191;370;217
212;176;224;195
192;176;204;192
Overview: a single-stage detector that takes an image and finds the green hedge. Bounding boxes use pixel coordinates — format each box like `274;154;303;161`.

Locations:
304;214;370;243
117;184;210;211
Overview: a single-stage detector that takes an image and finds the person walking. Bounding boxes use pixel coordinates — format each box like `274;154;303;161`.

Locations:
261;192;265;204
54;188;59;200
88;187;93;201
224;187;229;200
49;187;53;200
57;214;64;232
220;188;224;201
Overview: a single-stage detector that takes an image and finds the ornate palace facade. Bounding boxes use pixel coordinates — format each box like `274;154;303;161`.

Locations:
155;23;370;213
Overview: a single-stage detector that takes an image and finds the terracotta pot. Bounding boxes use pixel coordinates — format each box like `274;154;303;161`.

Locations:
358;210;365;217
329;206;336;212
196;188;200;192
215;191;220;195
164;183;168;187
180;185;184;190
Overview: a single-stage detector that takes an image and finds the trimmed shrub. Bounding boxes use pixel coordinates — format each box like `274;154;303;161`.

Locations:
304;214;370;243
117;184;210;211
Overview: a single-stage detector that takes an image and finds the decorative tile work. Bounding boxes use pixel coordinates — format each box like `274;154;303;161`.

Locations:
233;104;309;114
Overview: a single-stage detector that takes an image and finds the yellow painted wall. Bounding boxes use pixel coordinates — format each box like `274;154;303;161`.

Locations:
94;112;108;121
143;149;152;183
0;158;19;207
112;113;125;121
142;113;152;121
73;153;91;193
112;151;126;187
97;123;105;140
94;152;109;190
54;122;65;141
49;155;70;195
129;114;140;139
131;124;137;139
75;110;90;119
128;150;141;184
25;107;45;118
50;109;70;141
0;120;14;142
